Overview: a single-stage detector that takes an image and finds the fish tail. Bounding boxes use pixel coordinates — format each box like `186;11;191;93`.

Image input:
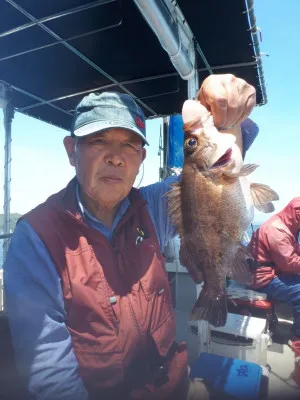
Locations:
190;288;227;327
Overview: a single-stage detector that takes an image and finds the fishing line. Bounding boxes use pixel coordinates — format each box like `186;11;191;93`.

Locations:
136;162;144;188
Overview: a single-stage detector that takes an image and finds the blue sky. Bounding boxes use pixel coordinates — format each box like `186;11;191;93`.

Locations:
0;0;299;224
245;0;300;222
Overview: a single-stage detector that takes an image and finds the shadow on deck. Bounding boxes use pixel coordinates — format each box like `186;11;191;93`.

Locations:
0;313;31;400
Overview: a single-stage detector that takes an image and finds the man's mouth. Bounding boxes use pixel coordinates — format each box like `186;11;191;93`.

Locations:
212;148;232;168
101;176;123;182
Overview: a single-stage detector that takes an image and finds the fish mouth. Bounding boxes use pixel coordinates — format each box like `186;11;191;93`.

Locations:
211;148;233;168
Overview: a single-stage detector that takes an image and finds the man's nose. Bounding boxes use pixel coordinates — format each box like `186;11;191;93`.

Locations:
104;146;124;166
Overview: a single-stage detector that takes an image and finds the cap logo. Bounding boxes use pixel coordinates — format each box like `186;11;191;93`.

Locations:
135;116;145;129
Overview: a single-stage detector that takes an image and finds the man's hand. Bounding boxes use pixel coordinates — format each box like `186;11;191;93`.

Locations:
187;378;210;400
197;74;256;129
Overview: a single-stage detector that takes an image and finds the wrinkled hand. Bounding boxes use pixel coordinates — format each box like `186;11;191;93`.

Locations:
197;74;256;129
187;378;210;400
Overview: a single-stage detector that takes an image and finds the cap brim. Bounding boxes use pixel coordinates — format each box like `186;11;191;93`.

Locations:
73;120;149;145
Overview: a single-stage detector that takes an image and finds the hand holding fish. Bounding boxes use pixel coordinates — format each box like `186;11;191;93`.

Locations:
197;74;256;129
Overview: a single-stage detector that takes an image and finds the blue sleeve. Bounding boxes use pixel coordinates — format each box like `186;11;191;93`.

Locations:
241;118;259;157
3;220;88;400
140;175;180;250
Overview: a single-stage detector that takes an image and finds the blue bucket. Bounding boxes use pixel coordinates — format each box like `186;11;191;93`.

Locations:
190;352;262;399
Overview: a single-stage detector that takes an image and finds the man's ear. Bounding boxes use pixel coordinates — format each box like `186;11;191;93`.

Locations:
63;136;77;167
141;148;146;163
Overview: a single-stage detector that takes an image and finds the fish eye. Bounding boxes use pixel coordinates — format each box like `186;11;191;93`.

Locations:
184;137;198;149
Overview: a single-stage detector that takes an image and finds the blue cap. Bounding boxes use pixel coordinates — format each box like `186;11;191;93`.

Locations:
71;92;148;145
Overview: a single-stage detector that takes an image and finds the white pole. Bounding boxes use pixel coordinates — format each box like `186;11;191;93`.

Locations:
188;74;212;356
1;84;14;263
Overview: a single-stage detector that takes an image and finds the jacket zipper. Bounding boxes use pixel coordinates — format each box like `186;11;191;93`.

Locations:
110;230;142;338
109;295;119;336
112;308;119;336
128;297;141;337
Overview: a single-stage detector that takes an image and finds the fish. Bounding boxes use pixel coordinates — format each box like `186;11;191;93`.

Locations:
166;99;279;327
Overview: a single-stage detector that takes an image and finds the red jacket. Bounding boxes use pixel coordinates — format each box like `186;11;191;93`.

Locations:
248;197;300;289
24;179;188;400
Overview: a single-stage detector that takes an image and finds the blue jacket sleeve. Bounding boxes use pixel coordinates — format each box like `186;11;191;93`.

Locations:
241;118;259;158
3;220;88;400
140;175;180;250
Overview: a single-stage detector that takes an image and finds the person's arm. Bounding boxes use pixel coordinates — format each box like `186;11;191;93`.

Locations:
266;226;300;274
3;220;88;400
140;175;180;250
241;118;259;156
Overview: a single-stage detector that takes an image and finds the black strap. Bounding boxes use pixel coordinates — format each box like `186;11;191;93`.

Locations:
258;261;276;267
153;341;179;387
247;259;276;270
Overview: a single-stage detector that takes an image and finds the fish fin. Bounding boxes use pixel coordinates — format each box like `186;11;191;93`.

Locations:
179;241;203;283
165;182;183;230
255;202;275;213
239;163;259;176
223;163;259;178
250;183;279;213
230;246;253;285
189;288;227;327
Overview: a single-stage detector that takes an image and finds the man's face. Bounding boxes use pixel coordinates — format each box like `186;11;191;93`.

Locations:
64;128;146;208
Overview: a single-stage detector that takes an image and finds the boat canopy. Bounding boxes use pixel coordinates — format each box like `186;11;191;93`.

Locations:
0;0;267;132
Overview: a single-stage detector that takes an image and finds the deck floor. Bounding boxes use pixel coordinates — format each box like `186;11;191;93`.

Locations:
267;321;300;399
175;308;300;400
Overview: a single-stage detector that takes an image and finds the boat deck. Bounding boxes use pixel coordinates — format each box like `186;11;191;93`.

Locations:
174;277;300;400
265;313;300;399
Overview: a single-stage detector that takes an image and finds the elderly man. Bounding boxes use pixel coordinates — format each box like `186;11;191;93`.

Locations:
4;74;257;400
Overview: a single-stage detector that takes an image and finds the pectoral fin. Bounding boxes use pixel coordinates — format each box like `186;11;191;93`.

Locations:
230;245;253;285
250;183;279;213
255;202;275;213
224;163;259;178
239;163;259;176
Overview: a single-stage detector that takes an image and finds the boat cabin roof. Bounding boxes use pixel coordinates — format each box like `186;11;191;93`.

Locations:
0;0;266;131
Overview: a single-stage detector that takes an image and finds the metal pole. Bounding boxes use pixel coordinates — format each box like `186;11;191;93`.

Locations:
244;0;268;105
2;93;14;262
0;0;115;38
187;69;199;100
187;38;200;100
187;67;212;354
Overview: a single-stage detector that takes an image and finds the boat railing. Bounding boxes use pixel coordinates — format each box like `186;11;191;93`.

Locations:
0;269;3;312
0;233;13;240
0;233;13;311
